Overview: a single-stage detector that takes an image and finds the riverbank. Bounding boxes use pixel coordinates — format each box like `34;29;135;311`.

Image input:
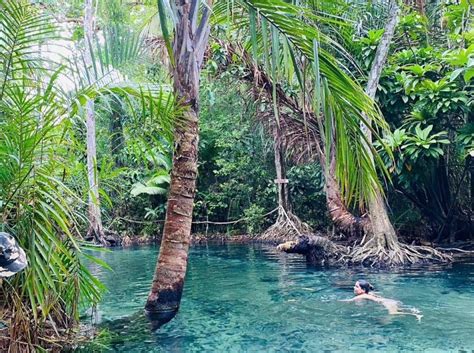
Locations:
118;233;474;262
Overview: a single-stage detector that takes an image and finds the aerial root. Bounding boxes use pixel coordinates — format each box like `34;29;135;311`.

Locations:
347;236;452;267
277;231;452;267
258;206;311;243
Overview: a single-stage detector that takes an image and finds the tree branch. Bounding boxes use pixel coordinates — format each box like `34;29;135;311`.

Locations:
195;0;212;50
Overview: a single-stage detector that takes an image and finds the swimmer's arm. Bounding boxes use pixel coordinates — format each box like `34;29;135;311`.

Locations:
389;310;423;321
339;294;370;302
338;298;357;302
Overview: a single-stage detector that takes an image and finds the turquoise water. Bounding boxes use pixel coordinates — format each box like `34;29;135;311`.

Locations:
82;244;474;352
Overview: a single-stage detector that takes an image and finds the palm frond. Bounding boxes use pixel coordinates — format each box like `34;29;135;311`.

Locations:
215;0;391;206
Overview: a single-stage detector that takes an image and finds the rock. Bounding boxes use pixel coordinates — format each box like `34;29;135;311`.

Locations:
103;230;122;247
122;235;133;246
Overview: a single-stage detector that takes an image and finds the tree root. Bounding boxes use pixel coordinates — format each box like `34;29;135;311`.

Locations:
276;233;453;267
85;227;121;247
257;206;312;244
344;237;452;267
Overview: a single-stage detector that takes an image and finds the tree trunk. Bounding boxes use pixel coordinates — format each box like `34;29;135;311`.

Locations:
405;0;425;15
274;127;290;212
277;234;342;265
470;157;473;236
359;2;400;247
84;0;106;245
345;0;446;267
324;155;368;235
145;0;211;326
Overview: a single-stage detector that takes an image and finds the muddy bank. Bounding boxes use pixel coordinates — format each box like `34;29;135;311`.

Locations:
119;233;259;247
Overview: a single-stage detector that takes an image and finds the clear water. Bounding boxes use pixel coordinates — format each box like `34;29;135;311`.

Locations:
81;244;474;352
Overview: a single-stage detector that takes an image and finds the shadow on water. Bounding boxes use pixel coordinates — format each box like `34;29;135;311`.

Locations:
145;309;178;331
72;311;162;352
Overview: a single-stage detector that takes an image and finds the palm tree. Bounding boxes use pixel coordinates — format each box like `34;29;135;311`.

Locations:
145;0;212;325
145;0;394;324
212;0;390;234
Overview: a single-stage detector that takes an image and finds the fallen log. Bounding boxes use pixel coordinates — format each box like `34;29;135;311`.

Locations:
277;234;345;265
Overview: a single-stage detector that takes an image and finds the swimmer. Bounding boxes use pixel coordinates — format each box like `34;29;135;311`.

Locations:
341;280;423;321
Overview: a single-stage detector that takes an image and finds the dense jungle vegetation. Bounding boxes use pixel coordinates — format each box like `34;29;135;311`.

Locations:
0;0;472;350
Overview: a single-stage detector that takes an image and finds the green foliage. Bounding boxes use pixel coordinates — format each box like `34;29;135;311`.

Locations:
195;75;275;230
67;17;176;237
0;0;105;346
287;164;328;229
355;28;385;69
398;11;428;43
98;0;130;26
447;45;474;83
194;71;330;234
457;123;474;157
131;171;171;197
404;124;450;159
362;4;474;239
243;204;266;235
442;0;473;43
377;125;450;170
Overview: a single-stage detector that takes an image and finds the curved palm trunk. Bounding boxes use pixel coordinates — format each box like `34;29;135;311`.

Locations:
145;109;199;322
320;2;399;242
324;155;368;235
145;0;211;326
361;1;400;247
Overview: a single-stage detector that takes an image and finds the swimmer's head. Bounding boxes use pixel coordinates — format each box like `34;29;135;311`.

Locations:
354;280;374;295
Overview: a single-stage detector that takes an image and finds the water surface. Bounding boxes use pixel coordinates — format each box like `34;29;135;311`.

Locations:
82;244;474;352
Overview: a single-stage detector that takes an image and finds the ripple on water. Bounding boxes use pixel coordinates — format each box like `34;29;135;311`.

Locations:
81;244;474;352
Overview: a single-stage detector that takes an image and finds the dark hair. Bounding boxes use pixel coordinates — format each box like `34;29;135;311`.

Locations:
357;280;374;294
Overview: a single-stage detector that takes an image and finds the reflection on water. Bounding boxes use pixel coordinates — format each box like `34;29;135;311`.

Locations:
79;244;474;352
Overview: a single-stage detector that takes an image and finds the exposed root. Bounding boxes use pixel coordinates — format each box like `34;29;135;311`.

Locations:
277;240;299;252
85;227;121;247
258;206;311;243
277;232;452;267
347;236;452;267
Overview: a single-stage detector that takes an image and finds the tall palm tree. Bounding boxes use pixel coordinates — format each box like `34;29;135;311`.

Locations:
212;0;390;233
145;0;212;325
